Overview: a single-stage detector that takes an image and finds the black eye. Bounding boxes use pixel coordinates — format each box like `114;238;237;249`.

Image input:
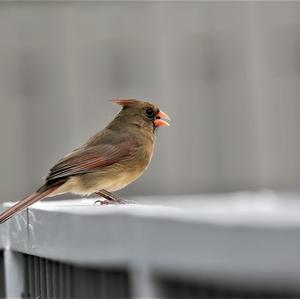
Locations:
145;108;155;118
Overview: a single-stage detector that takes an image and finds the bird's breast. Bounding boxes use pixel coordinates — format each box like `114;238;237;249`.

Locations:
65;138;154;195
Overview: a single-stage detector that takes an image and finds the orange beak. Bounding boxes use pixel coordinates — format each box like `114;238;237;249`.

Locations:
154;110;171;127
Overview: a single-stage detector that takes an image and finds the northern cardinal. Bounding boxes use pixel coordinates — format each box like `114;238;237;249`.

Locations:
0;99;170;223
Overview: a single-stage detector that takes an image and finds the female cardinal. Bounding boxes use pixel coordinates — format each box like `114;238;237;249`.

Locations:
0;99;170;223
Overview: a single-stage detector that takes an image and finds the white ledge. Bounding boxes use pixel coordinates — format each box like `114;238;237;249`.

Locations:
1;191;300;290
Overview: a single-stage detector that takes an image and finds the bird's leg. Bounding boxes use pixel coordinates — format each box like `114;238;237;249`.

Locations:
94;189;128;205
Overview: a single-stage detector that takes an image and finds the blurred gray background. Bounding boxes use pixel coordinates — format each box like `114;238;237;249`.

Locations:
1;1;300;202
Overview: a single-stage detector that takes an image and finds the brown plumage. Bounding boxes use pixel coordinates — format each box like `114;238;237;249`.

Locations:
0;99;170;223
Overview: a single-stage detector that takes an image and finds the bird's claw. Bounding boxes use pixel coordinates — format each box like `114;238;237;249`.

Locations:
93;199;110;205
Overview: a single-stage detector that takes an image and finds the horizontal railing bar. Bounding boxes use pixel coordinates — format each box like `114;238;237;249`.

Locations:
2;194;300;292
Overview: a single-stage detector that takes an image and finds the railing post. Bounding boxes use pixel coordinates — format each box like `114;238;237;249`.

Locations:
4;250;25;299
131;265;158;299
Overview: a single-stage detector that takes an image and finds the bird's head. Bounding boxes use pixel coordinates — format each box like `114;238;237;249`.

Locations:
112;98;171;130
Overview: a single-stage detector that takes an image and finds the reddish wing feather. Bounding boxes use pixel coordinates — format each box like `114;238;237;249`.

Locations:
46;141;135;182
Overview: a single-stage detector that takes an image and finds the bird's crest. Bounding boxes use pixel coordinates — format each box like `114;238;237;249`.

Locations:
112;98;143;107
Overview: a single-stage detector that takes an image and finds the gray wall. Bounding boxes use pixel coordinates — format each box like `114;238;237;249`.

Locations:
1;2;300;202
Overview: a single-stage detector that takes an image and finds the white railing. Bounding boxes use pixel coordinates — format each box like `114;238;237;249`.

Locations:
1;192;300;298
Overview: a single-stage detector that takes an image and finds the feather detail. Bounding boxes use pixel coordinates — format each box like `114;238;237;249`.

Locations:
46;140;137;183
0;184;62;224
112;98;145;107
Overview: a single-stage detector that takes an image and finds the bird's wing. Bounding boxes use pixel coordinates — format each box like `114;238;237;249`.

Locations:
46;139;137;182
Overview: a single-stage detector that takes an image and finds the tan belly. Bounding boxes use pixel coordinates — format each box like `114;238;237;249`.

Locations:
50;136;154;197
50;163;147;197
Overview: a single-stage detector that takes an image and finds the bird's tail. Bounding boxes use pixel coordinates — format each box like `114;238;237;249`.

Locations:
0;184;61;224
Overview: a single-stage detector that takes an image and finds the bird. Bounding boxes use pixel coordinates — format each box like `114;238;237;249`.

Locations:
0;98;170;223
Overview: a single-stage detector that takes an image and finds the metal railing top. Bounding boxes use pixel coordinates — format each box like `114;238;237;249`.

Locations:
1;191;300;291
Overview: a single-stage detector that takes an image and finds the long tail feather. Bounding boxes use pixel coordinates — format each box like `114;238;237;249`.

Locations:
0;185;61;224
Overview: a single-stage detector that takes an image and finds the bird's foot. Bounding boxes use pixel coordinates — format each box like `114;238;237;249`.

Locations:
94;189;136;205
93;199;110;205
